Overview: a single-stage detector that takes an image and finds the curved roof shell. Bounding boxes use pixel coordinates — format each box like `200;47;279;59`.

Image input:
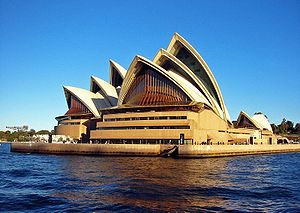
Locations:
109;59;127;87
118;55;200;106
236;111;262;130
252;113;273;132
166;70;211;106
63;86;110;118
90;76;118;106
153;48;225;120
166;33;231;124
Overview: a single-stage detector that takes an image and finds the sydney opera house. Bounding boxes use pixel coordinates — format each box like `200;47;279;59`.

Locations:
54;33;277;145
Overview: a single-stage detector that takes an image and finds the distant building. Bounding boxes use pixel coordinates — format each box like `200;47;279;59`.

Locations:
55;33;276;145
32;134;74;143
6;125;29;132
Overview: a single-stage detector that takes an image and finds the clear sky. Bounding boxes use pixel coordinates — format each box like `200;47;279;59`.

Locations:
0;0;299;131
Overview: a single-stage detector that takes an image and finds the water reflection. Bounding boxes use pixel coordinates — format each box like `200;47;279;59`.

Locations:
1;142;299;212
48;154;300;211
52;157;236;211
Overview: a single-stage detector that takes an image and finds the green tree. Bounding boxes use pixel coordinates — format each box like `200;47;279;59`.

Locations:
271;124;278;134
286;120;294;133
278;119;287;134
36;130;50;135
277;119;296;135
294;123;300;134
29;129;36;136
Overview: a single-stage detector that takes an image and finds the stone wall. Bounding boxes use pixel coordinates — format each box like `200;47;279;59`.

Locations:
11;143;300;158
179;144;300;158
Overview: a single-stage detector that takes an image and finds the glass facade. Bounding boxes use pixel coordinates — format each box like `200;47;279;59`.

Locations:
104;115;187;122
65;95;91;115
237;115;257;129
175;45;222;108
111;67;123;88
161;57;212;105
91;82;101;94
96;126;190;130
123;65;191;106
91;138;192;145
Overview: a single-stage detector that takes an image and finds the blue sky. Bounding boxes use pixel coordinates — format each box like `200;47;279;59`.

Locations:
0;0;299;131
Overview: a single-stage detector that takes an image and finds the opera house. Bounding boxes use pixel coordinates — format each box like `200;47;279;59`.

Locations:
54;33;277;146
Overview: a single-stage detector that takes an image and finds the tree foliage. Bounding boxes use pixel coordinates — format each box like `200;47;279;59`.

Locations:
0;129;52;142
271;119;299;135
36;130;51;135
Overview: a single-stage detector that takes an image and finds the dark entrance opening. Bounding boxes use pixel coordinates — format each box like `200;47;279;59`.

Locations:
250;137;254;145
269;137;272;145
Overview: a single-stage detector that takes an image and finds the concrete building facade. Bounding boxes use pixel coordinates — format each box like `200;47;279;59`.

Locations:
55;33;277;145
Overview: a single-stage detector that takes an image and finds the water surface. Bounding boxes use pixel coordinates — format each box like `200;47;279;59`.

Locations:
1;143;300;212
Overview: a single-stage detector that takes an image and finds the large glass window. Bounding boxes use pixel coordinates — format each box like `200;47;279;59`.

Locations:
237;115;257;129
175;45;222;107
111;67;123;87
123;65;191;106
161;58;211;105
91;82;101;93
65;95;91;115
97;126;190;130
104;116;187;122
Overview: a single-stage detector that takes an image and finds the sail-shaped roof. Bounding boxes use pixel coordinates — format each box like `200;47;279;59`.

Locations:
166;33;231;124
90;76;118;106
118;55;199;106
166;70;211;106
153;48;225;119
252;113;273;132
109;59;127;88
236;111;261;130
63;86;110;117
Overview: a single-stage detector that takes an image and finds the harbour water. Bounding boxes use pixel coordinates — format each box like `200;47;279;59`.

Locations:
1;142;300;212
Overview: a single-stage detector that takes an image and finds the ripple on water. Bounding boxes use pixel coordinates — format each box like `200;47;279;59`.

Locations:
0;143;300;212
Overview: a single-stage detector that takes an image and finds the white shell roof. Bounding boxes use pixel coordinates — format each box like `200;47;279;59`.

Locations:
237;111;261;130
224;105;232;124
110;59;127;79
252;113;273;132
167;70;211;106
64;86;110;118
91;76;118;106
119;55;204;106
166;32;231;124
153;48;226;120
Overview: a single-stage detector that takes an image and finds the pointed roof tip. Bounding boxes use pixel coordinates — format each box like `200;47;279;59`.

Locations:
173;32;181;37
90;75;101;81
63;85;71;90
172;32;186;40
134;55;162;67
109;59;122;67
133;55;148;63
158;48;166;53
237;111;262;130
109;59;127;76
63;85;78;89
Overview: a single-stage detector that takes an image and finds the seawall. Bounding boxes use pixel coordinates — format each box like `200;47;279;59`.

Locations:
11;143;162;156
10;143;300;158
179;144;300;158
